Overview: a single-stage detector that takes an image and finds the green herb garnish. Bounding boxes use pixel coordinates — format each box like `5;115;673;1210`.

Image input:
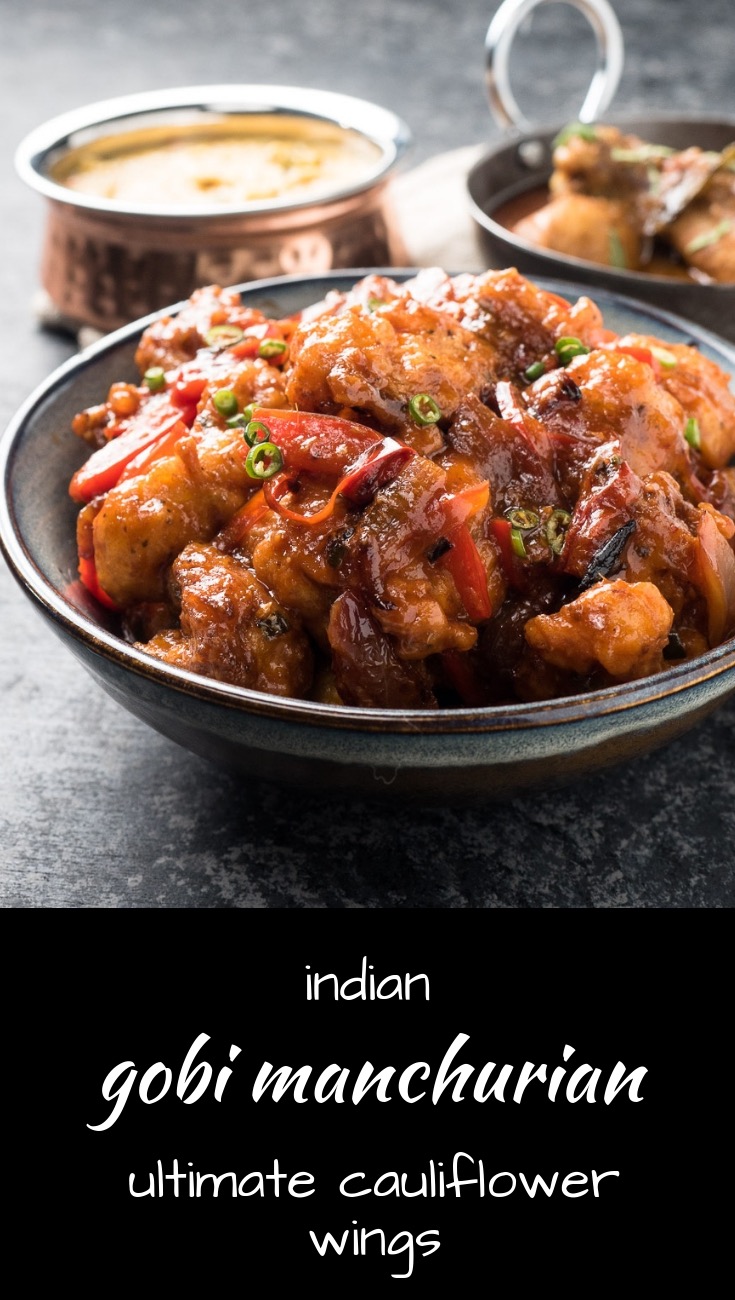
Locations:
686;220;732;255
553;121;598;148
143;366;166;392
684;417;701;450
555;336;590;365
245;441;283;480
408;393;442;426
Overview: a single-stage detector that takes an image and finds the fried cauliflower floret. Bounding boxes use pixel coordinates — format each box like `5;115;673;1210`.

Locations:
614;332;735;468
92;428;259;605
141;542;313;696
513;194;642;270
525;580;674;679
286;291;497;450
666;170;735;283
564;349;692;480
409;266;610;379
135;285;261;372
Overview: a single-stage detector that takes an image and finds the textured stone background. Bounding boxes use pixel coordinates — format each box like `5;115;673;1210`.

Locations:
2;0;734;907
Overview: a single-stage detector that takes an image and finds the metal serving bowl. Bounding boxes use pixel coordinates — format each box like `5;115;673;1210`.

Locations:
3;271;735;804
469;0;735;340
469;113;735;342
15;85;411;334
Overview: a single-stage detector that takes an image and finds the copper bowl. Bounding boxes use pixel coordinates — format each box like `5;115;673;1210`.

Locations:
15;85;411;334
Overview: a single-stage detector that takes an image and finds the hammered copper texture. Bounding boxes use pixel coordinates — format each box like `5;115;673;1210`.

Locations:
40;184;406;331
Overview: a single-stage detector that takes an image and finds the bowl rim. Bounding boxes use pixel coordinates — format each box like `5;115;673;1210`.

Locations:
3;267;735;737
467;110;735;292
15;84;413;220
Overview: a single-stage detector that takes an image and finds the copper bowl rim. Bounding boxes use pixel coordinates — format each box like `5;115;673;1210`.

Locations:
467;110;735;294
15;84;412;221
3;268;735;738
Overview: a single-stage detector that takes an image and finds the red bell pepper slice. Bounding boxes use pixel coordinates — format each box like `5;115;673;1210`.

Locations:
117;421;187;483
230;322;287;360
440;649;487;706
77;554;119;610
438;524;492;621
217;489;270;549
263;436;414;526
69;405;187;503
249;407;382;476
495;381;552;460
337;437;414;506
560;453;640;578
170;372;207;411
489;517;525;586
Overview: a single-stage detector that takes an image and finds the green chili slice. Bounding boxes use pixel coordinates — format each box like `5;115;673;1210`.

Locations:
243;419;271;447
524;361;546;382
367;296;386;311
608;229;627;269
143;366;166;392
245;441;283;480
553;122;598;148
684;417;701;450
510;527;527;558
507;507;539;530
555;336;590;365
649;345;677;370
213;389;239;418
205;324;245;347
408;393;442;426
546;508;572;555
685;219;732;255
258;339;288;359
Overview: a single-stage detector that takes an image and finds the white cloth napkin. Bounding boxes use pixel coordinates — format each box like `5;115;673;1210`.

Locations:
392;143;487;272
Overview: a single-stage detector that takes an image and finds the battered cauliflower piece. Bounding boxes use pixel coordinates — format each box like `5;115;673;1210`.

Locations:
525;580;674;679
142;542;313;696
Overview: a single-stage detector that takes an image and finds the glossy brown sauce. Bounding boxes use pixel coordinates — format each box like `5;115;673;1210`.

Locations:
492;185;703;282
52;116;382;210
492;184;550;230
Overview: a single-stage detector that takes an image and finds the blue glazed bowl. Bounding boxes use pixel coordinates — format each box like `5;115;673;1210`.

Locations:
3;271;735;800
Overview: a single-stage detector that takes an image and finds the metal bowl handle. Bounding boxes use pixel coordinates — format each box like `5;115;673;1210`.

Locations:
485;0;624;133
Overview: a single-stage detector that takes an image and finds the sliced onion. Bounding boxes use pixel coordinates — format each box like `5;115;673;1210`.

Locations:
694;508;735;645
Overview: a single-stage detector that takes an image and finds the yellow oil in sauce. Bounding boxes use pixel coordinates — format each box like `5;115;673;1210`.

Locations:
52;116;383;208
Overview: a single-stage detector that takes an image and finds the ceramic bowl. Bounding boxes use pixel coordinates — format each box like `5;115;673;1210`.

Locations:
3;270;735;802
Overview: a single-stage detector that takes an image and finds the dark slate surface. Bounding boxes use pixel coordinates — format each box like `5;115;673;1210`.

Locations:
2;0;734;908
